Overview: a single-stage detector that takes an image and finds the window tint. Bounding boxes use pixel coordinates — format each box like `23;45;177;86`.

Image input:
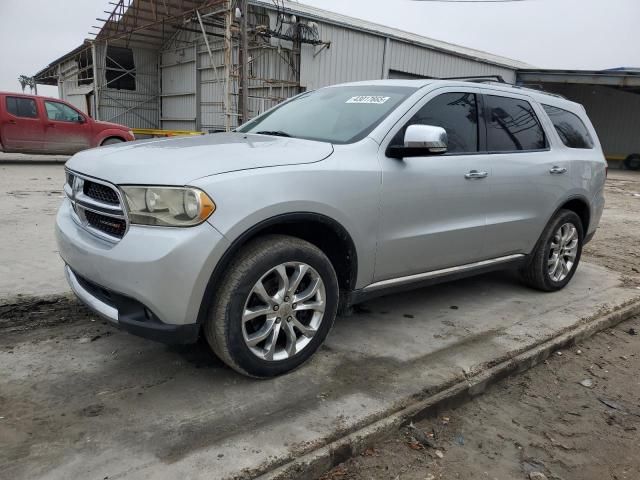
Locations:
485;95;547;152
542;104;594;149
392;92;479;153
45;101;82;122
6;97;37;118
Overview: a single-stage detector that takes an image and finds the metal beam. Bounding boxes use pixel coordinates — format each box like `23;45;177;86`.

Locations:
517;70;640;88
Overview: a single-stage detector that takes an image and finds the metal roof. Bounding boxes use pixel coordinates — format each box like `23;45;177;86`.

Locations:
517;68;640;88
34;42;92;84
252;0;531;70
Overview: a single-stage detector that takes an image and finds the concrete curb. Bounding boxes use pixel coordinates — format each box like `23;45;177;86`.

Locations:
256;299;640;480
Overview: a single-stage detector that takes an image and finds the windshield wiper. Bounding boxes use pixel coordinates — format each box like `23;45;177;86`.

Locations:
255;130;292;138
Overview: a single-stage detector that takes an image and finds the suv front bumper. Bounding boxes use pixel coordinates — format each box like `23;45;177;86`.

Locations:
56;198;230;344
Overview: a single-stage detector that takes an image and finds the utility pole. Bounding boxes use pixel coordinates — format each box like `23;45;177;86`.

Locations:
239;0;249;125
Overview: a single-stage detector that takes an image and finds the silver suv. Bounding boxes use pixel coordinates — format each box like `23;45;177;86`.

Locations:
56;79;606;377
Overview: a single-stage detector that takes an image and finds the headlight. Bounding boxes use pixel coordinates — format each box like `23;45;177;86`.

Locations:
121;186;216;227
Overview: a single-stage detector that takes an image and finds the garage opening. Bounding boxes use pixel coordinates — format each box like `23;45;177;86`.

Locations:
517;69;640;169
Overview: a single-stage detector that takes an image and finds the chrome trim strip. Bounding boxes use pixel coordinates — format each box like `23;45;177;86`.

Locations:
363;254;525;292
76;203;126;220
65;266;119;324
75;192;123;212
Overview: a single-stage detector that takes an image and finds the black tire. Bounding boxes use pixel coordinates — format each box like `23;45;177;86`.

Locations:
520;209;584;292
204;234;339;378
623;154;640;171
101;137;124;146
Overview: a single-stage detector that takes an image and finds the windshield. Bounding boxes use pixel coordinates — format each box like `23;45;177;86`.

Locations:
238;85;417;144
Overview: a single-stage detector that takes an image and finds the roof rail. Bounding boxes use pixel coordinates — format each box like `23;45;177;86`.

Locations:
440;75;508;84
513;83;568;100
439;75;569;100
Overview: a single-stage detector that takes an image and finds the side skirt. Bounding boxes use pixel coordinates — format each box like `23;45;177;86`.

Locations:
346;254;527;307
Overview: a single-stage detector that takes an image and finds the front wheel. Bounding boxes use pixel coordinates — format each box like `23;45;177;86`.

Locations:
520;209;584;291
205;235;339;377
101;137;124;146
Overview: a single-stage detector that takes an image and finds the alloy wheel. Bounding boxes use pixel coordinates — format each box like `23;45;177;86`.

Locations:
241;262;326;361
548;222;579;282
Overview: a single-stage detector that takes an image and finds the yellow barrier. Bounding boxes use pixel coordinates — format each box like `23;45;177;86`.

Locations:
131;128;205;138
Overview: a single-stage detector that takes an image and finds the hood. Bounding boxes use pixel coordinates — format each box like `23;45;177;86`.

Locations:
94;120;130;131
65;132;334;185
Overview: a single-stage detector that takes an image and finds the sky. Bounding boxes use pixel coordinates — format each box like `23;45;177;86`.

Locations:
0;0;638;98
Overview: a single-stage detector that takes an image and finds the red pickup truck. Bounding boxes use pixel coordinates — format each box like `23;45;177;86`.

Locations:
0;92;135;155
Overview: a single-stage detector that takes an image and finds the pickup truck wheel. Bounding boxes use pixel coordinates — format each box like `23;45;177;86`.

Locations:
205;234;339;378
101;137;124;146
624;154;640;171
520;209;584;292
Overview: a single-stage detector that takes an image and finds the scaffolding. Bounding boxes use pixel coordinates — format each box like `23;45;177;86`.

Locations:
34;0;328;132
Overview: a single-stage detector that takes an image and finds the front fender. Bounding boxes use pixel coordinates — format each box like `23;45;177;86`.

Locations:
94;128;133;147
191;162;381;289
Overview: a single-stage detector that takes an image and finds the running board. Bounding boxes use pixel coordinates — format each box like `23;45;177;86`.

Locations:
363;254;525;293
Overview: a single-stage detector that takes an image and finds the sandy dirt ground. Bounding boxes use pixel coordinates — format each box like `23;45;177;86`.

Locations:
319;170;640;480
0;163;66;299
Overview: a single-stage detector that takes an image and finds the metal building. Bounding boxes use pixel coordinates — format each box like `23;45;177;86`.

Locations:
34;0;528;132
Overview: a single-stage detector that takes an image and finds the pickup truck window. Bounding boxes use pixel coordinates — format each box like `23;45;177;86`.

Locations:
238;86;417;144
6;97;38;118
45;101;82;122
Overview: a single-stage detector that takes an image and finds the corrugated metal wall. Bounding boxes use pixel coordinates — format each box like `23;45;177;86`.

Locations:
58;58;93;114
300;22;517;89
88;5;518;131
386;41;516;83
300;23;386;89
161;46;197;131
536;83;640;157
95;44;160;128
160;19;303;132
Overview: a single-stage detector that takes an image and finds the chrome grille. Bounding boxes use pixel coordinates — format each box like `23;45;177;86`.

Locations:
65;170;128;242
84;181;119;205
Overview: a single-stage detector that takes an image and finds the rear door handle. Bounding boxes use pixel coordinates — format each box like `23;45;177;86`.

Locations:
8;120;16;125
464;170;489;180
549;166;567;175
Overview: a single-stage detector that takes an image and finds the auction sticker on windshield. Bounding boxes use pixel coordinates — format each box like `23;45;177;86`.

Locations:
346;96;390;104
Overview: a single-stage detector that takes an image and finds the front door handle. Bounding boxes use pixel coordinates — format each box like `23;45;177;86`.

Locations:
8;120;16;125
549;166;567;175
464;170;489;180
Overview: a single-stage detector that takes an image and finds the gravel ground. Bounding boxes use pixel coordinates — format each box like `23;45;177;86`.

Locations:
319;170;640;480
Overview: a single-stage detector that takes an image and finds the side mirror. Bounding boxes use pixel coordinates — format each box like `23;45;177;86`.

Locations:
77;115;86;123
386;124;448;159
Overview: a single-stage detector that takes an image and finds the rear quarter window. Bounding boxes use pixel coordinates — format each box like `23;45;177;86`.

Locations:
542;104;594;149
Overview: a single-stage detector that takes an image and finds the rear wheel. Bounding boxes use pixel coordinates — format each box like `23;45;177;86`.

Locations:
520;209;584;291
624;154;640;171
101;137;124;146
204;235;339;377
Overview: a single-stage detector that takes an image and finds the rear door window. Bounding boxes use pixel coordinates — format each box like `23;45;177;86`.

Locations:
485;95;547;152
6;97;38;118
392;92;479;154
542;104;594;149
